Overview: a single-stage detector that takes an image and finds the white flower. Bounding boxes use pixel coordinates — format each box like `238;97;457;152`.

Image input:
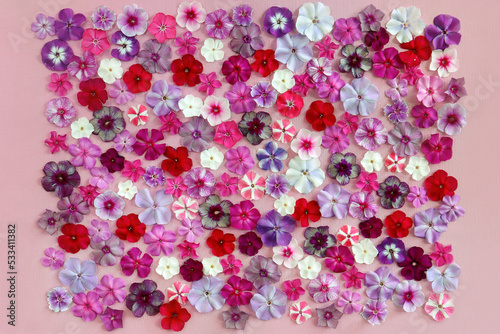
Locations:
272;69;295;94
202;256;223;276
272;238;304;269
71;117;94;139
179;94;203;118
117;180;138;200
156;257;180;280
274;195;296;216
295;2;335;42
361;151;383;172
385;6;425;43
297;255;321;279
97;58;124;84
405;156;431;181
429;48;459;78
352;239;378;264
201;38;224;62
200;146;224;170
286;157;325;194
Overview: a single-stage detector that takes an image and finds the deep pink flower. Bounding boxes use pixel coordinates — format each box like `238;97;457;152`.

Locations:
341;266;365;289
120;247;153;278
221;275;253;306
401;65;424;85
411;104;438;128
314;35;339;59
41;247;64;270
292;73;315;96
159;113;182;135
226;146;255;175
121;159;145;182
216;172;239;197
221;55;252;84
132;129;166;160
79;185;100;207
45;131;68;154
48;73;72;96
177;241;199;259
430;242;453;267
283;279;306;301
177;218;203;243
220;255;243;276
81;28;110;55
322;125;350;154
333;17;362;45
355;172;379;193
72;291;103;322
214;121;244;149
95;274;127;306
373;47;403;79
144;225;176;256
407;186;429;208
417;76;446;107
148;13;176;43
230;200;261;230
174;31;199;56
325;246;355;273
165;176;187;198
421;133;453;164
198;72;222;96
336;113;359;134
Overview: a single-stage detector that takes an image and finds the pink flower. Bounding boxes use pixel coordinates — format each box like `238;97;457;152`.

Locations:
89;167;114;189
94;275;126;306
144;225;176;256
48;73;72;96
132;129;166;161
373;47;403;79
72;291;103;321
221;275;253;306
68;137;101;170
172;195;199;220
238;171;265;200
177;241;199;259
178;218;203;242
166;282;190;304
421;133;453;164
148;13;176;43
336;113;359;134
176;1;206;32
271;119;296;143
417;76;446;107
165;176;187;198
109;80;135;105
401;65;424;85
430;48;458;77
430;242;453;267
407;186;429;208
333;17;362;45
216;172;239;197
322;125;350;154
198;72;222;96
226;146;255;175
437;103;467;136
41;247;64;270
79;185;100;207
290;129;322;160
283;279;305;301
337;291;362;314
127;104;148;126
314;35;339;59
411;104;438;129
355;172;379;193
220;254;243;275
308;273;340;303
45;131;68;154
120;247;153;278
341;266;365;289
230;200;260;230
349;192;378;220
121;159;145;182
214;121;243;149
289;301;312;324
425;292;454;321
159;113;182;135
174;31;199;56
292;73;315;96
81;28;110;55
200;96;230;126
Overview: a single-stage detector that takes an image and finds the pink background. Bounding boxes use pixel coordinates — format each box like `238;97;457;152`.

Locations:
1;0;499;333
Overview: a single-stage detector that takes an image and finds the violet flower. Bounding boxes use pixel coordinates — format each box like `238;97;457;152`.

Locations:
225;82;256;114
32;14;56;39
316;183;351;219
316;73;345;102
143;166;165;187
251;81;277;108
256;141;287;172
230;23;264;58
54;8;86;41
183;167;215;199
439;195;465;223
425;15;461;50
41;160;80;198
205;9;233;39
178;218;203;242
68;137;101;170
445;77;467;102
322;125;350;154
179;116;215;152
256;209;296;247
263;7;294;38
265;174;290;199
138;39;171;74
384;99;409;123
233;4;253;26
426;264;461;293
110;31;140;61
361;300;387;325
333;18;362;45
100;307;123;331
126;280;165;317
59;258;98;294
388;121;422;157
90;235;124;266
376;237;406;264
250;285;287;320
414;208;448;243
244;255;281;289
87;219;111;243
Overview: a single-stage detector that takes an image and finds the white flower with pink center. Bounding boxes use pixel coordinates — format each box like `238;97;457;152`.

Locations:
200;96;230;126
430;48;459;78
272;238;304;268
176;1;206;32
290;301;313;324
291;129;322;160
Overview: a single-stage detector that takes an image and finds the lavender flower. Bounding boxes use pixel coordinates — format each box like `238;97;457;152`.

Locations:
414;208;448;243
387;122;422;157
143;166;165;187
250;285;287;320
265;174;290;199
225;82;256;113
316;73;345;102
445;77;467;102
230;23;264;58
138;39;172;74
340;77;379;116
251;81;277;108
439;195;465;223
384;99;409;123
244;255;281;289
354;118;387;150
365;267;400;301
187;276;225;313
179;116;215;152
59;258;98;294
386;78;408;100
146;80;181;116
94;191;125;221
361;300;387;325
275;34;313;73
47;287;73;312
205;9;234;39
316;183;351;219
31;14;56;39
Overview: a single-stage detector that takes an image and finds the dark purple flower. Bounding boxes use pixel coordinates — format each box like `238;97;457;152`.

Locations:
256;210;296;247
376;176;409;209
376;237;406;264
327;152;361;185
397;246;432;281
90;106;125;142
100;148;125;173
251;81;277;108
230;23;264;58
41;160;80;198
238;231;263;256
303;226;336;258
238;111;272;145
54;8;86;41
244;255;281;289
364;27;389;51
358;217;383;238
199;195;232;229
387;122;423;157
425;15;461;50
179;116;215;152
338;44;372;78
57;193;89;224
120;247;153;278
41;39;74;71
384;99;409;123
263;7;294;38
110;31;140;61
256;141;287;172
125;279;165;317
316;303;343;328
364;266;400;301
225;82;256;114
205;9;234;39
233;4;253;26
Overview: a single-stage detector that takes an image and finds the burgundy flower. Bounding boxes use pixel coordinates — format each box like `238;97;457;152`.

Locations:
325;246;355;273
221;55;252;85
180;258;203;282
397;246;432;281
132;129;166;160
238;232;263;256
100;148;125;173
358;217;383;238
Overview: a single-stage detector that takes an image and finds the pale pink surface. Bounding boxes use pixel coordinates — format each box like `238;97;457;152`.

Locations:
0;1;499;334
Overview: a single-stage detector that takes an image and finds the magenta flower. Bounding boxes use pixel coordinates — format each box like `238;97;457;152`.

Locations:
32;13;56;39
45;131;68;154
437;103;467;136
68;137;101;170
314;35;339;59
216;172;239;197
417;76;446;107
132;129;166;160
205;9;234;39
373;47;403;79
225;82;256;114
144;225;176;256
199;72;222;96
283;279;305;301
72;291;103;322
95;274;127;306
333;18;362;45
221;275;253;306
220;255;243;275
337;113;359;134
87;219;111;243
176;1;206;32
411;104;438;128
308;273;340;303
316;72;345;103
183;167;215;199
407;186;429;208
177;241;199;259
120;247;153;278
58;193;89;224
165;176;187;198
79;185;100;207
117;4;148;37
392;280;425;312
48;73;72;96
349;191;378;220
121;159;145;183
100;307;123;331
226;146;255;175
42;247;64;270
401;65;424;85
94;191;125;221
355;172;379;193
229;23;264;58
445;77;467;102
342;266;365;289
214;121;244;149
292;73;315;96
222;55;252;85
422;134;453;164
230;200;261;230
354;118;387;150
174;31;199;56
337;291;362;314
325;246;354;273
430;242;454;267
322;125;350;154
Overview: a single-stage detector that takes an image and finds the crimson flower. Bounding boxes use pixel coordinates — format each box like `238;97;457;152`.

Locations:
397;246;432;281
399;36;432;67
77;78;108;112
206;229;236;257
221;55;252;84
123;64;153;93
325;246;355;273
276;91;304;118
384;210;413;238
251;49;279;77
306;100;336;131
160;300;191;332
132;129;166;161
292;198;321;227
161;146;193;177
424;170;458;201
115;214;146;243
58;223;90;254
171;54;203;87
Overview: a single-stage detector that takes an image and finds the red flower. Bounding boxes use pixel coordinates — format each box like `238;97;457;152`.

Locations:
57;224;90;254
115;213;146;242
160;300;191;332
292;198;321;227
305;100;336;131
251;49;279;77
171;54;203;87
276;91;304;118
206;229;235;257
424;169;458;201
123;64;153;93
399;36;432;67
77;78;108;111
161;146;193;177
384;210;413;238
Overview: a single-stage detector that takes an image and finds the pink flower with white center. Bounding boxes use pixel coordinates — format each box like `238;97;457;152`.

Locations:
200;96;230;126
290;301;313;324
416;76;446;107
430;48;459;78
385;152;406;172
238;171;265;200
272;238;304;268
127;104;148;126
336;225;359;247
166;282;190;304
291;129;322;160
272;119;296;143
425;292;454;321
172;195;199;220
337;290;362;314
176;1;206;32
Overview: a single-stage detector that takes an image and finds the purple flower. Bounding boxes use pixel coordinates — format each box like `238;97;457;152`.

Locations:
238;111;272;145
95;275;126;306
250;285;287;320
340;77;379;116
135;189;173;225
251;81;277;108
89;167;114;189
42;247;64;270
117;4;148;37
361;300;387;325
67;51;97;81
445;77;467;102
90;235;124;266
263;7;294;38
264;174;290;199
54;8;86;41
90;106;125;142
359;4;384;32
411;104;438;129
238;231;263;256
223;306;250;330
232;4;253;26
226;146;255;175
206;9;234;39
144;225;176;256
327;152;361;186
91;6;116;30
376;237;406;264
187;276;226;313
174;31;199;56
59;258;98;294
31;14;56;39
338;44;372;78
365;266;399;301
316;183;351;219
199;195;232;229
225;82;256;114
387;122;422;157
333;18;362;45
68;137;101;170
256;141;287;172
384;99;409;123
386;78;408;100
41;161;80;198
303;226;336;257
256;210;296;247
94;191;125;221
87;219;111;243
244;255;281;289
337;291;362;314
316;73;345;102
183;167;215;199
425;15;461;50
120;247;153;278
230;23;264;58
57;193;89;224
125;279;165;317
439;195;465;223
138;39;172;74
376;176;409;209
392;280;425;312
316;303;343;328
414;208;448;243
179;116;215;152
275;34;313;73
308;273;340;303
37;210;63;235
110;31;140;61
100;307;123;331
178;218;203;242
349;191;378;220
322;125;350;154
437;103;467;136
47;287;73;312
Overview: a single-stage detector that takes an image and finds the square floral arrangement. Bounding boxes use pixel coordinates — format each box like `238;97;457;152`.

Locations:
35;2;466;331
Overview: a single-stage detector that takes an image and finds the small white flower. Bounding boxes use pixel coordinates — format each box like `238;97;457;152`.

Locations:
429;48;459;78
274;195;296;216
297;255;321;279
361;151;383;172
272;238;304;269
405;156;431;181
352;239;378;264
97;58;124;84
201;38;224;62
156;257;180;280
272;69;295;94
179;94;203;118
200;147;224;170
117;180;138;200
71;117;94;139
386;6;425;43
202;256;223;276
